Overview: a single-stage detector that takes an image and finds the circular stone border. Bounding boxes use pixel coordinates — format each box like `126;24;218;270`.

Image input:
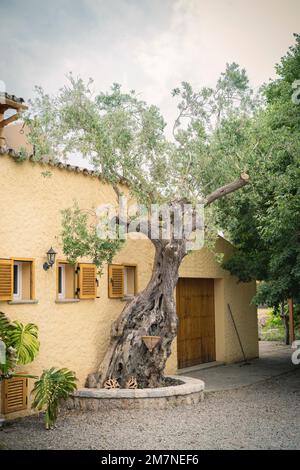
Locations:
63;376;205;411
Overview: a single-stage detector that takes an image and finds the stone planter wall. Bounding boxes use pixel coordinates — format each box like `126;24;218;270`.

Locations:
63;376;204;411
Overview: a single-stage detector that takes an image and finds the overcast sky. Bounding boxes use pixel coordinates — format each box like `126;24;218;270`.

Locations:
0;0;299;164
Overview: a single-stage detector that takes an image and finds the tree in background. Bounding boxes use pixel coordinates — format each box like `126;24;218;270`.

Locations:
212;34;300;344
25;63;255;388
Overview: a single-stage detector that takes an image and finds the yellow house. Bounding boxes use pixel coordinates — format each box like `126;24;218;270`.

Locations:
0;95;258;419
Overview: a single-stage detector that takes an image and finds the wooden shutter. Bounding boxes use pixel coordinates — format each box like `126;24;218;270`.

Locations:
1;377;28;414
78;263;97;299
0;259;13;301
108;264;124;298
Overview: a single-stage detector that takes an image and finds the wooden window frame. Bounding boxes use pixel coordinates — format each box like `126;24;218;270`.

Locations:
108;264;124;299
77;263;97;300
0;259;13;301
57;264;66;299
56;260;76;301
123;264;137;297
11;258;35;301
1;376;28;414
108;263;137;299
13;261;22;300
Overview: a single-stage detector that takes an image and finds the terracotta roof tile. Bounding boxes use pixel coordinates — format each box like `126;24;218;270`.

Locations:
0;92;25;104
0;146;102;179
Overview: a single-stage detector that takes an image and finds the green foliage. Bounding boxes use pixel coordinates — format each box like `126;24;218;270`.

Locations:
8;321;39;365
0;312;40;378
211;34;300;308
22;62;263;278
61;202;123;272
25;77;170;205
0;312;11;344
259;307;300;342
268;314;284;327
32;368;77;429
0;347;18;378
1;314;76;430
173;63;259;136
25;64;258;209
260;323;286;342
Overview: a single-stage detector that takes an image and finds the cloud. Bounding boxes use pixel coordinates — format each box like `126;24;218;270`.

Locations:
0;0;299;149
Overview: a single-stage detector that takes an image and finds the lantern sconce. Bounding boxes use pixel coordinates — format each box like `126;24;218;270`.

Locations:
43;247;57;271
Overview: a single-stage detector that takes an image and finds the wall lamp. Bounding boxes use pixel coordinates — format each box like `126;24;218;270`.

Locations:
43;247;57;271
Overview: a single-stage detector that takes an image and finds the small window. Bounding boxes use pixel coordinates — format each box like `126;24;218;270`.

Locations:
108;264;136;299
124;266;136;297
78;263;97;299
1;376;28;414
0;259;13;301
57;263;75;300
13;262;22;300
58;265;65;299
13;260;34;301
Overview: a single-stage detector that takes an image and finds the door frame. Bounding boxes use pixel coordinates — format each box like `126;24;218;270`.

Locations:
176;277;216;369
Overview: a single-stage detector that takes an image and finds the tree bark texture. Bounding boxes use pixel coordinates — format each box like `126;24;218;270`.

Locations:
87;175;250;388
87;239;187;388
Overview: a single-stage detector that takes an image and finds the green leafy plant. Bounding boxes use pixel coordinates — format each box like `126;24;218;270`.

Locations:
24;60;256;388
8;321;39;364
0;311;11;344
211;35;300;344
61;202;123;273
0;312;40;378
32;368;77;429
1;313;76;429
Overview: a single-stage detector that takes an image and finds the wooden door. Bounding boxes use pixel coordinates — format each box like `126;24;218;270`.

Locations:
176;278;216;368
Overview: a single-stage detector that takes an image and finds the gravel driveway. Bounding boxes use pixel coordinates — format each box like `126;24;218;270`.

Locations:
1;369;299;450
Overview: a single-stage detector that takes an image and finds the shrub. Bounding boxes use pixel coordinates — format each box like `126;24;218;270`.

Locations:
32;367;77;429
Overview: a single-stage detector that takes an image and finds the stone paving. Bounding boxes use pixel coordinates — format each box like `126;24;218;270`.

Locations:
0;341;299;449
183;341;297;392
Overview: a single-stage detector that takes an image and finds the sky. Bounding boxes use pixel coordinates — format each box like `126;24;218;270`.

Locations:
0;0;299;164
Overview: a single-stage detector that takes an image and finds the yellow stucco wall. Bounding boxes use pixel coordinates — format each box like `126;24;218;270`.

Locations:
0;151;258;418
179;240;258;364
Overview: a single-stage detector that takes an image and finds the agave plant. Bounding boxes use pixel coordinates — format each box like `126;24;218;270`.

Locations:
32;368;77;429
0;312;40;379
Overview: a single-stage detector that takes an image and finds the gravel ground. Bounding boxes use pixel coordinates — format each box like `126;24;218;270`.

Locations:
1;369;300;450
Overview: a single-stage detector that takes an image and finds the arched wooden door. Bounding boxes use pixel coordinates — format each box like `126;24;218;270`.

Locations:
176;278;216;369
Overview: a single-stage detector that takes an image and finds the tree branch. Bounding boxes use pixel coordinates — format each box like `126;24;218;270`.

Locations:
0;113;20;129
114;216;151;238
204;173;250;206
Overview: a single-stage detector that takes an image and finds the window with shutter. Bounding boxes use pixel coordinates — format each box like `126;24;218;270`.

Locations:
56;262;76;300
12;259;35;301
123;265;136;297
108;264;124;298
1;376;28;414
78;263;97;299
0;259;13;301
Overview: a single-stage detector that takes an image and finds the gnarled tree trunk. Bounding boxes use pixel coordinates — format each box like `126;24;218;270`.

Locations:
87;174;249;388
87;238;187;388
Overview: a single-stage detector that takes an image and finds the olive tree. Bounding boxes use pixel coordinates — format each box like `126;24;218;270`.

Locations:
25;64;255;387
